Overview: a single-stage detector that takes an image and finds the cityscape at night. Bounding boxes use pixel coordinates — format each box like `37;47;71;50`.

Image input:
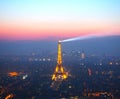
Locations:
0;0;120;99
0;38;120;99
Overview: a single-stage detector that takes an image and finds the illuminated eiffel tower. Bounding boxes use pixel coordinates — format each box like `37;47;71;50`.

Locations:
52;40;68;81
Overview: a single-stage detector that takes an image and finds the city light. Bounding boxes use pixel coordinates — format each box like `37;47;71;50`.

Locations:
8;72;19;77
5;94;14;99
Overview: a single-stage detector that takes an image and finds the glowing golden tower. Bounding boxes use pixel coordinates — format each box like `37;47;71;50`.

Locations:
52;40;68;81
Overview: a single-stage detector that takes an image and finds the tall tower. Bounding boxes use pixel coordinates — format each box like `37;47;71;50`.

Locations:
52;40;68;81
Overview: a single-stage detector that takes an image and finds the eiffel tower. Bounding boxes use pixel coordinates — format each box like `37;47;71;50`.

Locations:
52;40;68;81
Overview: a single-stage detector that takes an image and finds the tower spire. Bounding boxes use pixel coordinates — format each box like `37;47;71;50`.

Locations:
57;40;62;65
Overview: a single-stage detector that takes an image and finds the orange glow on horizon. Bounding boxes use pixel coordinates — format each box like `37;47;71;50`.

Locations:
0;21;120;40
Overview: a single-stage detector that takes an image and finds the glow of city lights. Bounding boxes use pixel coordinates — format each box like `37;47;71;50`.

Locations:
22;74;28;80
5;94;14;99
8;72;18;77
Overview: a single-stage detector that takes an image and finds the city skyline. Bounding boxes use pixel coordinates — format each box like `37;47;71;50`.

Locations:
0;0;120;40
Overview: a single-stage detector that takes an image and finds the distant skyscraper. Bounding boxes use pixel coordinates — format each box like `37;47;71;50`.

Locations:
81;51;85;59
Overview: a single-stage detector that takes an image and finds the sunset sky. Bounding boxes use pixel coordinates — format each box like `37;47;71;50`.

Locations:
0;0;120;40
